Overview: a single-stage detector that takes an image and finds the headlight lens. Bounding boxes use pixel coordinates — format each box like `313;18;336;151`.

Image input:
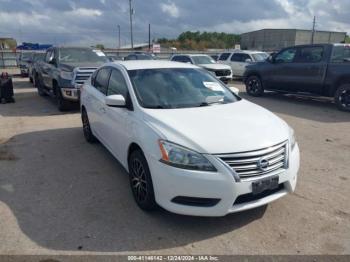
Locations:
158;140;216;172
60;70;73;80
289;127;296;151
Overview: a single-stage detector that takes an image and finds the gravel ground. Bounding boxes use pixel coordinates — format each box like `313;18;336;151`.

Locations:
0;77;349;255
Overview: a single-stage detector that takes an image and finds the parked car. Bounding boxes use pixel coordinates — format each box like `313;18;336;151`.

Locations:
124;52;155;60
18;52;34;76
80;60;299;216
170;54;232;83
106;54;124;62
210;54;219;61
218;50;269;77
35;47;109;111
244;44;350;111
28;52;45;83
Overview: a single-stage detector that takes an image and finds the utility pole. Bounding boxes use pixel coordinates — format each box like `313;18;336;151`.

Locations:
148;24;151;52
311;16;316;44
129;0;134;49
117;24;121;49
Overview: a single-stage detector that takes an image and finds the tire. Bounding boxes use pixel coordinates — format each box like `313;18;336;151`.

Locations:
335;84;350;112
128;150;157;211
54;83;71;111
246;75;264;97
36;74;47;97
81;109;98;143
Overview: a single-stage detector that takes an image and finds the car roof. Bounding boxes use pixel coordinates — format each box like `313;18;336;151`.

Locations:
110;60;200;70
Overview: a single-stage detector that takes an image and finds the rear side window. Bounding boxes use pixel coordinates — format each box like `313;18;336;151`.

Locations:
297;47;324;63
230;53;241;62
219;53;230;61
94;68;111;94
331;45;350;63
107;69;128;98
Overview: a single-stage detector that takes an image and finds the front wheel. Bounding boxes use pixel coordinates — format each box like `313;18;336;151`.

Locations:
335;84;350;112
246;75;264;97
81;109;97;143
128;150;157;211
55;85;71;111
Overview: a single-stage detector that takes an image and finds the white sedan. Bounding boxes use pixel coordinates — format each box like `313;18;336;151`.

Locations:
80;60;299;217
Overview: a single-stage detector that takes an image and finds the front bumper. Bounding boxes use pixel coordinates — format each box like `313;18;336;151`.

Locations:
147;144;299;217
60;84;81;101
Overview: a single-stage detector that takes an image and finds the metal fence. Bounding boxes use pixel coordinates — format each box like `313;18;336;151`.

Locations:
0;49;223;68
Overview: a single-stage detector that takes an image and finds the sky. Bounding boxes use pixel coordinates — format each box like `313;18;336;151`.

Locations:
0;0;349;48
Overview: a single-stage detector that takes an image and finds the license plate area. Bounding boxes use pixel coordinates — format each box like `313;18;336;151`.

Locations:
252;176;279;195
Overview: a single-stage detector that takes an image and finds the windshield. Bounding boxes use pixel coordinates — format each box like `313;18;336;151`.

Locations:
59;48;108;63
252;53;269;61
128;68;239;109
192;55;216;64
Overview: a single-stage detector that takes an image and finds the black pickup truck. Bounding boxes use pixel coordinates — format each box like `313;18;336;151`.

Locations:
35;47;108;111
244;44;350;111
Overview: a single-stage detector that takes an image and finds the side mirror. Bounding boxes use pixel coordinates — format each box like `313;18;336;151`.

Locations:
228;86;239;96
49;57;56;65
105;94;126;107
245;58;252;63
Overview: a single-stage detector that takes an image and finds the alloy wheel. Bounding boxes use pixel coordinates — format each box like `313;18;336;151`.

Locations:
130;158;148;203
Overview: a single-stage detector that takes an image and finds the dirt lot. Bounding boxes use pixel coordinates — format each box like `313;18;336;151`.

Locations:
0;77;349;255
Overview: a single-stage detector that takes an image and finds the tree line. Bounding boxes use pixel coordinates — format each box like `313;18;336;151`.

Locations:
157;31;240;50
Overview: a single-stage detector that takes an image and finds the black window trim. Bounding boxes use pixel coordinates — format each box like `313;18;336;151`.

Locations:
94;66;112;95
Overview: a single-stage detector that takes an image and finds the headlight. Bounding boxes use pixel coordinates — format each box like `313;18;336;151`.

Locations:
289;127;296;151
158;140;216;172
60;70;73;80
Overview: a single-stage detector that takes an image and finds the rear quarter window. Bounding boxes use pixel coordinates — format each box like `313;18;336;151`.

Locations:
331;45;350;63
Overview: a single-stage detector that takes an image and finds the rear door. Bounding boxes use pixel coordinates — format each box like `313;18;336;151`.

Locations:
88;67;111;140
292;45;327;94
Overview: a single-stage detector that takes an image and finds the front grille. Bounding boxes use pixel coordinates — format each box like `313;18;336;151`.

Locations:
215;70;231;77
216;141;288;179
73;67;98;85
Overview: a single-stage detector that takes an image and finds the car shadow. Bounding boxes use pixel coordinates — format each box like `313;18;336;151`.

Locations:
0;127;266;252
236;89;350;123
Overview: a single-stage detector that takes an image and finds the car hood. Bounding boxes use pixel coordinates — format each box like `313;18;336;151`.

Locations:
143;100;290;154
59;62;105;71
198;63;231;71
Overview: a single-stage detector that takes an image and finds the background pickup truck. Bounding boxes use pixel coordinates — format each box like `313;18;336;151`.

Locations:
35;46;108;111
244;44;350;111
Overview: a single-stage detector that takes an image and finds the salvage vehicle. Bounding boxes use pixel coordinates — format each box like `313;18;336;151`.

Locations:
18;52;34;76
35;47;108;111
80;60;299;216
218;50;269;77
28;52;45;83
244;44;350;111
171;54;232;83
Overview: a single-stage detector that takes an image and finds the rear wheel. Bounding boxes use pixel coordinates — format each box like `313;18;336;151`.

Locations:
128;150;157;211
81;109;97;143
246;75;264;97
335;84;350;112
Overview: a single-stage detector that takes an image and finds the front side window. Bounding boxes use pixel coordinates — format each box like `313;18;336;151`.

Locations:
128;68;239;109
331;45;350;63
298;47;324;63
94;68;111;94
107;69;128;98
275;48;297;63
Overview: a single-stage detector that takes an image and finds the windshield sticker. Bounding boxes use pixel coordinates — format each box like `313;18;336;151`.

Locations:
203;82;224;92
93;50;106;56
